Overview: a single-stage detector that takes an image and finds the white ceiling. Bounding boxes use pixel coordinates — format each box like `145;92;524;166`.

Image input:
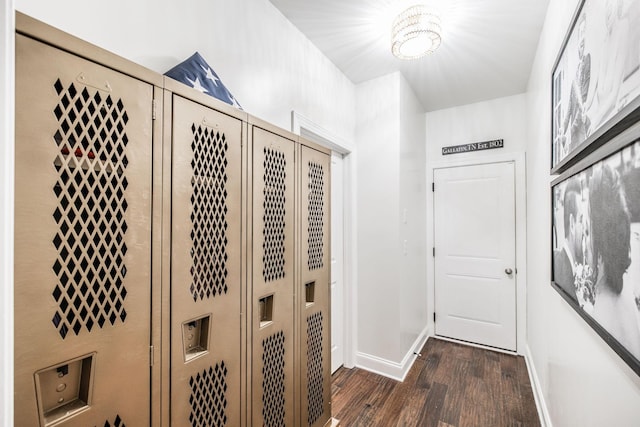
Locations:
268;0;550;111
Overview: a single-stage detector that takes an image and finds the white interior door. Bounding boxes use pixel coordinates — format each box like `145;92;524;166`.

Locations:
434;162;517;351
331;152;344;372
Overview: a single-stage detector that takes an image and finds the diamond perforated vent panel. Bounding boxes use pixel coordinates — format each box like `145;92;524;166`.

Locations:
262;148;287;282
262;331;286;427
51;79;129;339
189;124;229;301
306;312;324;425
104;415;126;427
189;363;228;427
307;162;324;271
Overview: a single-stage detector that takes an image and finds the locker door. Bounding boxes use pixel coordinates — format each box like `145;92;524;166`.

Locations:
299;146;331;427
170;95;244;426
15;35;153;426
251;127;296;427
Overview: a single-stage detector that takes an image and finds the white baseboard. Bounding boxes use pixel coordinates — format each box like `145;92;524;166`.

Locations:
412;328;429;357
355;326;429;381
524;344;552;427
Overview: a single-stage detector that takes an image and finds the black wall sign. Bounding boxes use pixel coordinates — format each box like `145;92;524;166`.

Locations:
442;139;504;155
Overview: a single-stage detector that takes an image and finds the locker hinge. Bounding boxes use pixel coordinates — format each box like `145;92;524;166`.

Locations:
433;312;436;323
432;182;435;192
152;99;157;120
432;247;435;257
149;345;154;366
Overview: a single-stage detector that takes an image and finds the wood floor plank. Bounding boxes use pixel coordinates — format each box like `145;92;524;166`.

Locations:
500;353;521;398
404;354;427;386
438;358;470;426
332;365;357;389
501;393;525;427
514;356;540;426
417;350;442;389
470;347;486;378
463;375;492;408
520;383;540;427
451;341;474;360
332;368;398;426
375;350;435;424
431;348;455;385
331;369;377;421
394;388;429;427
376;357;426;426
459;403;499;427
416;382;448;427
331;338;540;427
483;351;503;405
365;378;399;425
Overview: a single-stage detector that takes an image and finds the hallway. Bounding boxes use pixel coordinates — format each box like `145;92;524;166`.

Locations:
332;338;539;426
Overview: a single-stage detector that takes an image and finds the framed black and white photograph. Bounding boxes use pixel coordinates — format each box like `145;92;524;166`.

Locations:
552;129;640;375
551;0;640;173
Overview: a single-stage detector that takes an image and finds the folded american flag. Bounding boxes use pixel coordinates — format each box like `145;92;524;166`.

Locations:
164;52;242;109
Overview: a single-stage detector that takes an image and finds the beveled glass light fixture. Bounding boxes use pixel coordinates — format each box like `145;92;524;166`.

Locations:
391;5;442;60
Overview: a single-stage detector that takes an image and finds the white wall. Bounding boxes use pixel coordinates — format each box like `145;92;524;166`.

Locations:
356;73;402;364
14;0;355;143
399;76;428;355
355;72;428;379
426;93;528;161
526;0;640;425
0;0;15;424
425;94;529;354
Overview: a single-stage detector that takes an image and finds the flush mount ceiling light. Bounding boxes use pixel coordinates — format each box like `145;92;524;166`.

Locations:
391;5;441;60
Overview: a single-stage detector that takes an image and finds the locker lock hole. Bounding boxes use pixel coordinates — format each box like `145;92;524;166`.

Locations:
259;295;274;328
182;315;211;362
56;365;69;377
305;281;316;306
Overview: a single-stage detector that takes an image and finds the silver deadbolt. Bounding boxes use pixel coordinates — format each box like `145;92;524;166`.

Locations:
505;268;513;275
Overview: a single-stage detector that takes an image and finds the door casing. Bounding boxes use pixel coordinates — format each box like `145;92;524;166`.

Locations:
427;152;527;354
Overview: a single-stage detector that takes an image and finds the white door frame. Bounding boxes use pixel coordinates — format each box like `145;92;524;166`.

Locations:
329;151;345;372
427;152;527;354
292;111;356;368
1;1;15;425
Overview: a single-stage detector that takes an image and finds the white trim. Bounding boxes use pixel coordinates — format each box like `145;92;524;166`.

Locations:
355;326;429;381
433;334;518;357
343;151;357;369
291;111;353;154
427;151;528;355
524;344;552;427
291;111;357;368
1;2;15;426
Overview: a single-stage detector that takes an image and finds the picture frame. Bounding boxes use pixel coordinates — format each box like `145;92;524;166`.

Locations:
551;0;640;174
551;121;640;376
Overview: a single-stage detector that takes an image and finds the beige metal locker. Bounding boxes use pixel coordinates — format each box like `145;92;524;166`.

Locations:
250;125;296;427
14;12;335;427
298;144;332;427
14;28;156;426
168;91;245;427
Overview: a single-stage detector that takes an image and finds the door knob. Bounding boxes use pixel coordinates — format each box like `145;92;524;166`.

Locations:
505;268;513;275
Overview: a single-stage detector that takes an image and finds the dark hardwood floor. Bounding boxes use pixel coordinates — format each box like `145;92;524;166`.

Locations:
331;338;540;427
